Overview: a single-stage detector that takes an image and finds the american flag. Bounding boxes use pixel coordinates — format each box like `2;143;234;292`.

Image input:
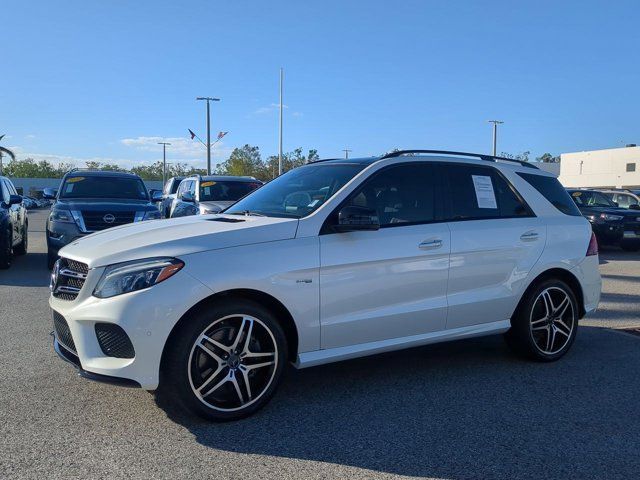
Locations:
217;131;228;140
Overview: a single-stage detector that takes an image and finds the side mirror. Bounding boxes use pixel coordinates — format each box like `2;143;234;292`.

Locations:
334;205;380;232
42;188;57;200
150;190;163;202
181;191;195;203
9;194;23;206
630;203;640;210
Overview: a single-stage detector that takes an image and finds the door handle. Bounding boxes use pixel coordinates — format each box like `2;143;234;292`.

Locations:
419;239;443;250
520;231;539;241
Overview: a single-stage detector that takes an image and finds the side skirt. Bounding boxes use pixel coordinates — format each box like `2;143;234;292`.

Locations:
294;319;510;369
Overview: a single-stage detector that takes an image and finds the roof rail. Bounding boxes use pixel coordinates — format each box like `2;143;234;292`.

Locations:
380;150;538;169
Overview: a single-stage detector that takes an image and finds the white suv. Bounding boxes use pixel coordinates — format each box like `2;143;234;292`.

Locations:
50;150;601;421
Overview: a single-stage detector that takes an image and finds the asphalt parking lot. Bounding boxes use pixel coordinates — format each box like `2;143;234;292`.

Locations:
1;210;639;480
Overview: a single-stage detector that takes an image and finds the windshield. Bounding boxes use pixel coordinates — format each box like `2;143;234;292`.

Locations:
570;190;617;207
200;180;262;202
225;163;366;218
60;176;148;200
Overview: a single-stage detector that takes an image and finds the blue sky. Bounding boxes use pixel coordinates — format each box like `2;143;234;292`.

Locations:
2;0;639;169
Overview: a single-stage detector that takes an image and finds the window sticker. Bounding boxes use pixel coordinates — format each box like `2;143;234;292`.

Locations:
572;191;582;197
66;177;85;183
201;181;216;187
471;175;497;209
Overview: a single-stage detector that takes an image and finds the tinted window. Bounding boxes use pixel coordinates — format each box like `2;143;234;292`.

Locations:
227;164;365;218
615;193;637;208
60;176;148;200
342;163;436;226
199;181;261;202
5;180;17;195
444;165;531;220
568;190;616;208
518;173;582;216
1;180;10;203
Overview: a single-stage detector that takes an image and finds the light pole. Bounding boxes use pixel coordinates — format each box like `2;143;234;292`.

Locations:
488;120;504;156
278;68;284;176
196;97;220;174
342;148;352;159
157;142;171;185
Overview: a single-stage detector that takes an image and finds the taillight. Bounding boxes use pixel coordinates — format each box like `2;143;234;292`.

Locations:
586;232;598;256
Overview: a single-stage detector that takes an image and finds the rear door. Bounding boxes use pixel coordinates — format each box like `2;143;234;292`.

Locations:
319;162;451;349
440;163;546;329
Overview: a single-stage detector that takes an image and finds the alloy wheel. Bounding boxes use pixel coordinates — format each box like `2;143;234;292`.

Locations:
529;287;575;355
188;314;278;412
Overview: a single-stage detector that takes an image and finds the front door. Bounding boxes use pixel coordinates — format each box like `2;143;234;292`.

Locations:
319;163;451;349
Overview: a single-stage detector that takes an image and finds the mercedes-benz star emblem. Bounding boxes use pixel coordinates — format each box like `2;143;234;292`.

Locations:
103;213;116;224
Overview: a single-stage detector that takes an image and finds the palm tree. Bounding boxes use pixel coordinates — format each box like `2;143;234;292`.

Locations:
0;134;16;176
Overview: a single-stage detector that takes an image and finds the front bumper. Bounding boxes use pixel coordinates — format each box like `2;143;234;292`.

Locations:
49;265;213;390
590;222;624;245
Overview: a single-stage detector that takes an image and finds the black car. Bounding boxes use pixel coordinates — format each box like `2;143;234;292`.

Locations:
0;176;28;268
44;170;163;268
567;188;640;251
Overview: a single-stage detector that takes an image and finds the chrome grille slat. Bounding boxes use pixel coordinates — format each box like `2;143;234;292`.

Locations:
52;258;89;301
81;210;135;231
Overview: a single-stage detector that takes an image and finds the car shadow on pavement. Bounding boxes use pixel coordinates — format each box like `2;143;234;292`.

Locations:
155;327;640;478
0;253;50;287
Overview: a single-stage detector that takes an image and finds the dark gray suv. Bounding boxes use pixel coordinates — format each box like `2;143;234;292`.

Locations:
45;170;162;268
0;176;28;269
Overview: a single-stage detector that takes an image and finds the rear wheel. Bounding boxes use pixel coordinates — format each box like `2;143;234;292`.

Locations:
14;224;28;255
506;279;578;361
159;298;287;421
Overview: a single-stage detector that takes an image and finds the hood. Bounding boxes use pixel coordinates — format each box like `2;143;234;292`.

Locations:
58;214;299;268
54;198;157;212
200;200;235;213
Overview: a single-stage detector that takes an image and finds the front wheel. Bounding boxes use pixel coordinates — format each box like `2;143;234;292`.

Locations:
506;279;579;362
159;299;287;421
14;224;28;255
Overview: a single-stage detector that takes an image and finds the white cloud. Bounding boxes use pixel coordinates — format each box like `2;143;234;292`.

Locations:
253;103;289;115
25;134;37;140
120;135;230;160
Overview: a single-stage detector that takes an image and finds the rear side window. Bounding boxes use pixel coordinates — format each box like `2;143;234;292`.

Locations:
517;173;582;216
443;164;532;220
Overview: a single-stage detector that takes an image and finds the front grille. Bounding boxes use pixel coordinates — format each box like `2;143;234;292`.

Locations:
52;257;88;301
81;210;135;231
53;311;77;354
95;323;135;358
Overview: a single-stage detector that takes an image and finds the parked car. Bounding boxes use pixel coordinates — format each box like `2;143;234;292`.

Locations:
600;189;640;210
159;176;184;218
169;175;262;218
21;196;38;209
567;188;640;251
0;176;28;268
44;169;162;269
50;150;601;421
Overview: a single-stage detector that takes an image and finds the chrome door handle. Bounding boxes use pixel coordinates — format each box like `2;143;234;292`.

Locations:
520;231;539;241
419;239;443;250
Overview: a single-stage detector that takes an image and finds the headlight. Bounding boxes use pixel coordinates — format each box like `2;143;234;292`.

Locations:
599;213;623;221
93;257;184;298
49;209;75;224
142;210;161;220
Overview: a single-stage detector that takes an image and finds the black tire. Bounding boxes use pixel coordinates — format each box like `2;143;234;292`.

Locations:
506;278;579;362
14;224;28;255
620;242;640;252
0;228;12;269
159;298;288;421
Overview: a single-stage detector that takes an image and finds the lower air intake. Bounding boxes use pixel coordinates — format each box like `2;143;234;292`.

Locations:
95;323;135;359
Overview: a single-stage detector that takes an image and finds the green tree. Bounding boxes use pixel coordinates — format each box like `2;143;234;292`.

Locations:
264;148;320;180
499;151;530;162
536;153;560;163
215;144;265;179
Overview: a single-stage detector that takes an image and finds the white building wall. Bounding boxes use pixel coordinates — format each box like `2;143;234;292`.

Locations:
559;146;640;188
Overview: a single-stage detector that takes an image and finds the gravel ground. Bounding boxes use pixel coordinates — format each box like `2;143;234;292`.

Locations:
1;210;639;480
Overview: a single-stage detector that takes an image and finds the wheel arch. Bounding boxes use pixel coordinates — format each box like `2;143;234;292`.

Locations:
512;268;586;322
160;288;300;372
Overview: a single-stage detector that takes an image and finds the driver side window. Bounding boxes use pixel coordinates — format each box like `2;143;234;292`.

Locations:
343;163;436;227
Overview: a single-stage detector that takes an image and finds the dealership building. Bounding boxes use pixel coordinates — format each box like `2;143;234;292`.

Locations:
558;145;640;189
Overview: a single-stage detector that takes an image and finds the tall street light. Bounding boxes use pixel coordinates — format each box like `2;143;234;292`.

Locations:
342;148;352;159
278;68;284;176
157;142;171;185
196;97;220;174
488;120;504;156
